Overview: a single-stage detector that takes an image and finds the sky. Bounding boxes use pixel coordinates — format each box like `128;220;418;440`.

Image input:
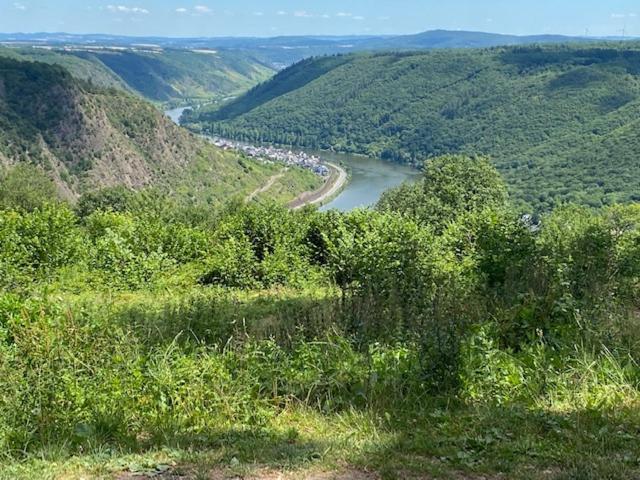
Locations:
1;0;640;38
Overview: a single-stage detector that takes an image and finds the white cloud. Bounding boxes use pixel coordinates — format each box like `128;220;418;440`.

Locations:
353;15;365;21
106;5;149;14
194;5;211;13
336;12;352;17
321;13;331;19
13;2;26;10
175;7;187;13
611;13;637;18
276;10;287;15
253;11;264;16
293;10;312;17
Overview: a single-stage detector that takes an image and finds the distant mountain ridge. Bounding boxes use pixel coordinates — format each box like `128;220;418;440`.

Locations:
0;29;606;67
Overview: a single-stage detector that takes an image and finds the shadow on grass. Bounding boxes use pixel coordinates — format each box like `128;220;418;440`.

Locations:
109;288;342;347
350;403;640;480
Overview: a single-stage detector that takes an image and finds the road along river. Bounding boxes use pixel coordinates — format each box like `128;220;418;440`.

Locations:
164;107;421;211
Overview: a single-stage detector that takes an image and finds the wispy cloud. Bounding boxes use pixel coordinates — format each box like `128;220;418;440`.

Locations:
106;5;150;14
253;11;264;16
276;10;287;16
293;10;313;18
611;13;637;19
13;2;26;10
194;5;211;14
336;12;365;21
175;7;187;13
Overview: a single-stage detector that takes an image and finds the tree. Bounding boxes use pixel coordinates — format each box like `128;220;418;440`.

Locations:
75;186;135;217
0;165;59;212
377;154;508;231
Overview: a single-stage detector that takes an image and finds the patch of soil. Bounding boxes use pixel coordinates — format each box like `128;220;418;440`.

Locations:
117;466;379;480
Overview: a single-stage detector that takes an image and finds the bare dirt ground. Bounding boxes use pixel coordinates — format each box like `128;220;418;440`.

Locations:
117;466;379;480
246;170;287;202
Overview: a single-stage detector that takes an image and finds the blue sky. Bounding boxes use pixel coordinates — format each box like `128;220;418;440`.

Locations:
2;0;640;38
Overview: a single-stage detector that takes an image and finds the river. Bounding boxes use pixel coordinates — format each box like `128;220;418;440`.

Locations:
164;107;420;211
312;150;420;211
165;106;189;125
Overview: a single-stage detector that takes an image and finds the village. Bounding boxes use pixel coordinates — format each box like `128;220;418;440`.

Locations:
209;137;331;177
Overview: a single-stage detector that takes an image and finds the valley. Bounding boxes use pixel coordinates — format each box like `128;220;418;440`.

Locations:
0;56;319;206
3;11;640;480
190;43;640;211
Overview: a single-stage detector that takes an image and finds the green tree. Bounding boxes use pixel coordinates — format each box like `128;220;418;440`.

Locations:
0;165;59;212
75;186;135;217
377;155;508;231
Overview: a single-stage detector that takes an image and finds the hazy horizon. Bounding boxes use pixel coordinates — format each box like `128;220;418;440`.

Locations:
1;0;639;38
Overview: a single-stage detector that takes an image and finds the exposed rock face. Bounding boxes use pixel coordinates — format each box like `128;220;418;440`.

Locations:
0;57;204;198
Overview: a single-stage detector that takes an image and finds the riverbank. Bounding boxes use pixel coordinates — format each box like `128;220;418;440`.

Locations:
164;108;419;212
288;162;348;210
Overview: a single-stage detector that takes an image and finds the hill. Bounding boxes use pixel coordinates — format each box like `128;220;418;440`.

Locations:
189;43;640;210
0;30;596;68
0;56;319;202
0;46;275;105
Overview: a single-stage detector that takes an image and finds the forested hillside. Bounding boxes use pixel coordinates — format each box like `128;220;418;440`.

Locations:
192;43;640;210
0;57;317;202
0;46;275;105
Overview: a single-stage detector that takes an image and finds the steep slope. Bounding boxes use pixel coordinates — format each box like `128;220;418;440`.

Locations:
0;57;318;203
191;44;640;210
0;46;275;105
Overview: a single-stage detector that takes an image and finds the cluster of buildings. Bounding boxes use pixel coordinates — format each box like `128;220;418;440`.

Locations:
210;137;330;177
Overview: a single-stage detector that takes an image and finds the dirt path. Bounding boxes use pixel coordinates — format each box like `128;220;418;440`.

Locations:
246;170;287;202
118;466;379;479
288;163;347;210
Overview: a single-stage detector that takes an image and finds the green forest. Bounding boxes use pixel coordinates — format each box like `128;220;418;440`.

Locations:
2;155;640;479
188;43;640;211
0;46;274;106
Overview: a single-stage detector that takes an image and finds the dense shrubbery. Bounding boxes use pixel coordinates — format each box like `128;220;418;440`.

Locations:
0;155;639;475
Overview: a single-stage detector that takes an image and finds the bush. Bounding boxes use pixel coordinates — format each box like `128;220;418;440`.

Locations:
0;164;59;212
0;204;83;289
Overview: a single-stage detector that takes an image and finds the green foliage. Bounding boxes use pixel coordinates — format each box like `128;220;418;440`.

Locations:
378;154;507;230
1;162;640;478
195;43;640;211
0;46;275;105
84;210;210;288
0;205;82;289
201;203;323;289
0;164;60;212
75;186;136;217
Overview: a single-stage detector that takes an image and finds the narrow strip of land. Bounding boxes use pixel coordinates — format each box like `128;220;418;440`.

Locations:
288;162;348;210
246;170;287;202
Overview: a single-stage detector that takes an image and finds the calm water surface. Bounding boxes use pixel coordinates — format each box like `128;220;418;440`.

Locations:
164;107;420;211
315;151;420;211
